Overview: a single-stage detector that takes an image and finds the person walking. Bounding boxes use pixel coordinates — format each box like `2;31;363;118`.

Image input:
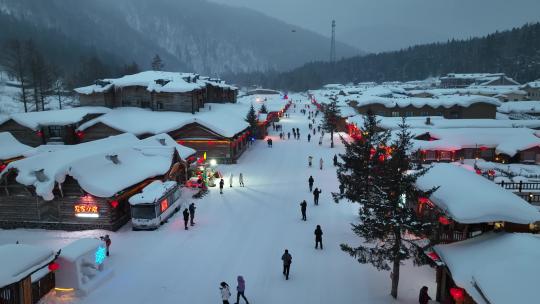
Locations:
235;276;250;304
239;173;244;187
220;282;231;304
333;154;338;166
287;132;291;140
308;156;313;167
319;158;324;170
307;134;311;142
281;249;292;280
182;208;190;230
300;200;307;221
308;176;314;192
314;225;323;249
318;137;322;146
229;173;234;187
189;203;196;226
101;235;111;256
313;188;321;205
419;286;431;304
313;128;316;135
219;178;224;194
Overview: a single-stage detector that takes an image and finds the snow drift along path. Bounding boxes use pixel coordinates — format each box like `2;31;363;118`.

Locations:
0;96;435;304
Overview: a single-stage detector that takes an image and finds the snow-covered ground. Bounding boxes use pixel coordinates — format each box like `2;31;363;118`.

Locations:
0;96;435;304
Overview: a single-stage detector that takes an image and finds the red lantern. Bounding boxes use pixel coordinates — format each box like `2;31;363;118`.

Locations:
479;146;488;151
450;287;464;300
48;262;60;272
370;148;376;156
475;169;482;175
438;216;451;225
378;155;385;162
110;200;119;209
36;130;43;137
427;251;439;261
75;130;85;139
0;163;6;172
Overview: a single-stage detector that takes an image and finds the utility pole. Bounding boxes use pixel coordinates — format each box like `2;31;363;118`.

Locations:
330;20;336;63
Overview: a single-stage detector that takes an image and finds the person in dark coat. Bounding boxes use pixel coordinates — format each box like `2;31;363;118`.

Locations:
287;132;291;139
313;188;321;205
182;208;190;230
307;134;311;142
189;203;196;226
300;200;307;221
235;275;249;304
419;286;431;304
308;176;314;192
219;178;225;194
314;225;323;249
281;249;292;280
101;235;111;256
333;154;338;166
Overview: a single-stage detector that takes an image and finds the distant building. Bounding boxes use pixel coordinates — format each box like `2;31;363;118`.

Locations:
74;71;238;113
520;80;540;100
440;73;520;88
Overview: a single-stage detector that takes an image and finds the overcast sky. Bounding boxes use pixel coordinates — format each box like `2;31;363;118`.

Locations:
209;0;540;53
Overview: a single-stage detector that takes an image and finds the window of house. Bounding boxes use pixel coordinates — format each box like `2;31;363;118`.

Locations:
406;111;414;117
140;101;151;109
420;111;429;116
439;151;452;160
426;151;436;160
391;111;400;117
522;151;536;162
48;126;64;138
157;102;164;110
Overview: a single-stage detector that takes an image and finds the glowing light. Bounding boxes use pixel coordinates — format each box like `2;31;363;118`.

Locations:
427;251;439;261
95;246;107;265
160;198;168;212
209;159;217;166
110;200;119;209
438;216;451;225
450;287;464;300
75;213;99;218
55;288;74;292
48;262;60;271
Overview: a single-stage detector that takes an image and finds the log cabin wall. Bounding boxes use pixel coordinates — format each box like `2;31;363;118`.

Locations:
154;91;197;112
118;86;152;109
78;91;115;107
0;120;43;147
79;123;123;143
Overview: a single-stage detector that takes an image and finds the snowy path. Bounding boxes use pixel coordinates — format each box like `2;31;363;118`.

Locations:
0;96;435;304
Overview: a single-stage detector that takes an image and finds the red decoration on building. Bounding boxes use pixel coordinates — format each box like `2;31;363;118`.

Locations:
438;216;451;225
378;154;385;162
48;262;60;272
427;251;439;261
370;148;376;156
488;169;495;176
475;169;482;175
36;130;43;137
75;130;85;140
110;200;119;209
479;146;488;151
450;287;464;300
0;163;6;172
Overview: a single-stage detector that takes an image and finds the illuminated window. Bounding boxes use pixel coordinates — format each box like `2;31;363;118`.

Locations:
160;199;168;212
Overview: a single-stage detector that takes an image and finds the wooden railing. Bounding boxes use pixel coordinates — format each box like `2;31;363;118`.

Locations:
496;181;540;192
437;231;470;244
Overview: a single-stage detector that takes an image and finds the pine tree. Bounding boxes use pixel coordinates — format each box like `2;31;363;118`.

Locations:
151;54;164;71
245;104;258;136
337;114;436;299
322;100;341;148
2;39;30;112
259;103;268;114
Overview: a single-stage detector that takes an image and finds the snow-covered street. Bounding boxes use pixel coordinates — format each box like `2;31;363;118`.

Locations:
0;97;435;304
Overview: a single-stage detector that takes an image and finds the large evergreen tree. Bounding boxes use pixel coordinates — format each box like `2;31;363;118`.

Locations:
245;104;258;136
322;101;341;148
337;113;436;299
151;54;164;71
259;103;268;114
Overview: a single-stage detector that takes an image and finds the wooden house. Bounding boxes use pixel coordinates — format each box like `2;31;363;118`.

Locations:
432;233;540;304
0;134;194;231
0;244;57;304
439;73;518;88
0;107;109;147
520;81;540;100
414;163;540;244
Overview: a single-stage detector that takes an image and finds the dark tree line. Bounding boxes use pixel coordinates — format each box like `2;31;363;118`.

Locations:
225;22;540;91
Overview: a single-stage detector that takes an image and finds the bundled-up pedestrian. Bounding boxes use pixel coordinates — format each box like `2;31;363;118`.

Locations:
183;208;190;230
308;175;314;192
287;132;291;139
235;276;250;304
314;225;323;249
318;137;322;145
189;203;196;226
229;173;234;187
319;158;324;170
333;154;338;166
220;282;231;304
239;173;244;187
313;128;316;135
101;235;111;256
313;188;321;205
300;200;307;221
308;156;313;167
281;249;292;280
307;134;311;142
219;178;225;194
419;286;431;304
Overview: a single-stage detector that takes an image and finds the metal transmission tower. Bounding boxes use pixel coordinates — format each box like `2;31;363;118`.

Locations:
330;20;336;63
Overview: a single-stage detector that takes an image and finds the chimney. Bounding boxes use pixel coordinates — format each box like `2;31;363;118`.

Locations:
106;154;121;165
157;138;166;146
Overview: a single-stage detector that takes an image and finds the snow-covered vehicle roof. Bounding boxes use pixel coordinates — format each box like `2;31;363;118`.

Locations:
416;163;540;224
77;105;250;138
129;180;177;205
0;132;33;160
405;127;540;157
0;243;55;288
434;232;540;304
0;133;192;200
5;107;110;130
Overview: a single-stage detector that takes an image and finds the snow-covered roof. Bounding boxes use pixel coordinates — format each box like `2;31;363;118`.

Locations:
75;71;207;95
0;244;55;287
347;115;540;130
6;107;110;130
1;133;192;200
77;105;250;138
352;95;500;109
138;134;196;160
416;163;540;224
237;94;289;113
129;180;177;205
434;233;540;304
0;132;33;160
60;238;104;262
498;101;540;114
0;113;9;125
405;128;540;157
337;106;357;118
441;73;504;80
521;81;540;89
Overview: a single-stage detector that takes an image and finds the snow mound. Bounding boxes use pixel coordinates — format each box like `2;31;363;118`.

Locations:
0;132;33;160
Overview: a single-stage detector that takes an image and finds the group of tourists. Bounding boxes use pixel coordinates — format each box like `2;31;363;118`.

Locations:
182;202;197;230
219;173;245;194
219;276;250;304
